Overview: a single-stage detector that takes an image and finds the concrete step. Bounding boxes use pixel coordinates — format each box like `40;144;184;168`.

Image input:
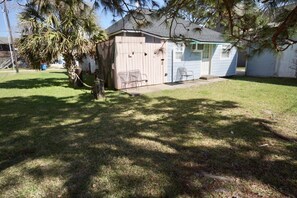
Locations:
200;75;219;80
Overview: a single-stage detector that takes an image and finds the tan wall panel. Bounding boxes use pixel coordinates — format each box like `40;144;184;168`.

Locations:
114;36;167;89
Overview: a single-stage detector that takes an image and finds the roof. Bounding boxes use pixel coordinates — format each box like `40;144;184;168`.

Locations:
0;36;19;44
0;37;10;44
106;10;225;43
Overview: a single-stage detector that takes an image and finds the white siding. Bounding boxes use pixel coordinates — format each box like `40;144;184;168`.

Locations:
246;50;277;77
166;41;202;83
210;44;237;76
277;44;297;78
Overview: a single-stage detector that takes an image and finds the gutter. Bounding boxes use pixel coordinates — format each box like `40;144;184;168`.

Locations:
108;30;228;44
108;30;165;40
190;41;230;45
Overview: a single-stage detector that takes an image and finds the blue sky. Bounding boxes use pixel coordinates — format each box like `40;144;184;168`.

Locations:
0;1;19;37
0;0;164;38
0;1;117;37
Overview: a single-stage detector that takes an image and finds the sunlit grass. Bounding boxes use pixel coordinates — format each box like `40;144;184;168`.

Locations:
0;70;296;197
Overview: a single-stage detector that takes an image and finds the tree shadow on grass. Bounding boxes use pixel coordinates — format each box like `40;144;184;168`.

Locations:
48;71;67;74
0;92;296;197
229;76;297;87
0;78;68;89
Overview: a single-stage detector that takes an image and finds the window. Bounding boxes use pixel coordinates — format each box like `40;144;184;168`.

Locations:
191;44;210;59
197;44;204;51
221;44;231;58
174;43;184;61
202;44;210;59
191;43;204;52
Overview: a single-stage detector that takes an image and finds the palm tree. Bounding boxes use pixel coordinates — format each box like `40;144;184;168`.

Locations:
18;0;107;86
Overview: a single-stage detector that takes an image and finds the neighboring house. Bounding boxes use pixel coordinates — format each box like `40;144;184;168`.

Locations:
97;10;238;89
246;44;297;78
49;55;65;69
0;36;25;69
0;37;12;68
246;4;297;78
79;56;97;73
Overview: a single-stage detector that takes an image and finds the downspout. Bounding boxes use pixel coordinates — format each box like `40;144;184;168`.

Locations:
209;45;212;75
171;49;174;83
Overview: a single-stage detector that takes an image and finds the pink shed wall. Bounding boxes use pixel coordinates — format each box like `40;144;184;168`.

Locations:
114;36;167;89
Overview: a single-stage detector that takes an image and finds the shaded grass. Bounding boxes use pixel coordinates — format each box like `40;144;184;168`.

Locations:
0;70;297;197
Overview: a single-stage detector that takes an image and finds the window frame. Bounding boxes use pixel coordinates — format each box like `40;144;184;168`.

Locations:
174;42;185;62
191;43;204;52
202;44;210;59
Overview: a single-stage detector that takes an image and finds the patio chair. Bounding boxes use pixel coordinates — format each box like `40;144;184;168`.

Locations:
177;67;194;81
118;72;129;89
128;70;148;87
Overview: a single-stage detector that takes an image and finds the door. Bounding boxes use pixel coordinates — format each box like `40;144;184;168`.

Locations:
201;44;211;75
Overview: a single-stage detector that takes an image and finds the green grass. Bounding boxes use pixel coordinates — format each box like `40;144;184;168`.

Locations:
0;70;297;197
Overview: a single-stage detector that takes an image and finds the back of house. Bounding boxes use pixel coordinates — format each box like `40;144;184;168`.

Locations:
97;10;238;89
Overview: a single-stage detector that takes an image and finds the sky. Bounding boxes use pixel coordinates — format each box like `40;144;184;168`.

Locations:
0;1;116;38
0;1;20;37
0;0;164;38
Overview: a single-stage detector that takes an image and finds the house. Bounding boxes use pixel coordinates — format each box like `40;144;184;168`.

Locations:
0;36;12;68
246;45;297;78
0;36;26;69
79;56;97;73
97;10;238;89
244;3;297;78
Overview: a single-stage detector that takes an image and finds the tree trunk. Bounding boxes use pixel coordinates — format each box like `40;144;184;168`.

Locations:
63;53;77;87
75;68;84;87
93;77;105;99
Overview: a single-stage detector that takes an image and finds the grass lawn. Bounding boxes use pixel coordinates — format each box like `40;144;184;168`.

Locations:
0;70;297;197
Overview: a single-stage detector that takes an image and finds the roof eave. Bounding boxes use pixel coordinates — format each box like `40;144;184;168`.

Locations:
108;29;228;44
190;40;230;44
108;29;167;40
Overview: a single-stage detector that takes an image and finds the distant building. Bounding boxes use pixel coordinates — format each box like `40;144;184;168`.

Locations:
246;44;297;78
79;56;97;73
0;37;12;66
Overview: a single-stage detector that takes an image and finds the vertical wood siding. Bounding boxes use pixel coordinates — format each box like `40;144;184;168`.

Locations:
114;36;167;89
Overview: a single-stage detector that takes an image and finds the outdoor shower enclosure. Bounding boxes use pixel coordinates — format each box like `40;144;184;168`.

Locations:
97;36;167;89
